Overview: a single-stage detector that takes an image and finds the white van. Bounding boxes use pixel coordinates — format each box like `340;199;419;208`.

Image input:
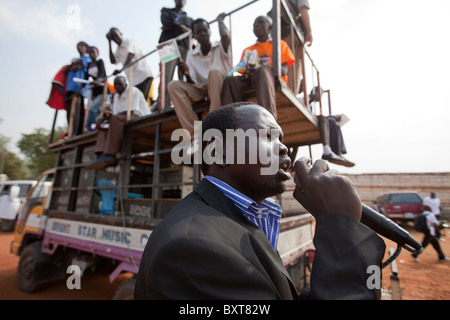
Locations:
0;180;36;231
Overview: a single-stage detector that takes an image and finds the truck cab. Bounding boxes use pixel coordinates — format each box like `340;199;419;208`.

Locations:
0;180;36;232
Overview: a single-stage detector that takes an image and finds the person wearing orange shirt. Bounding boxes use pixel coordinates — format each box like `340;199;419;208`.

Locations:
221;15;295;119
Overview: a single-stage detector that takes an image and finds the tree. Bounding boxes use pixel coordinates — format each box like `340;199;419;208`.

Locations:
0;133;29;180
17;127;64;178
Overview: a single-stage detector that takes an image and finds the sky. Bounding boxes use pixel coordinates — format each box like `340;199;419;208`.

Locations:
0;0;449;176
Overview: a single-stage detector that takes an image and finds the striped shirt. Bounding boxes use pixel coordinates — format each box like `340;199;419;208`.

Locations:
205;176;282;250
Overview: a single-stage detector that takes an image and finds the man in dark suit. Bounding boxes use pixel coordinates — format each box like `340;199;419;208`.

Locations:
135;102;385;299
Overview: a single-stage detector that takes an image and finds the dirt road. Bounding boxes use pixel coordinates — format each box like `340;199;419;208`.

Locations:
381;223;450;300
1;224;449;300
0;231;130;300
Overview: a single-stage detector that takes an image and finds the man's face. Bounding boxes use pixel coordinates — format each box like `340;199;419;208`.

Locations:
225;105;291;204
175;0;186;9
88;48;98;61
110;29;123;45
193;21;211;47
77;43;88;56
114;77;127;95
253;17;270;40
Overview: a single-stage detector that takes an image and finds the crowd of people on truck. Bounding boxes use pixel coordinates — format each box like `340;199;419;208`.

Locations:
46;0;354;168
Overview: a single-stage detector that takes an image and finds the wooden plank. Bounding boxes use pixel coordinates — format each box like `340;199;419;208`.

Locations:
50;81;322;155
283;131;321;146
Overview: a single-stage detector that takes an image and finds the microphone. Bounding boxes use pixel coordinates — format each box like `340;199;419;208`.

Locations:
361;203;422;252
292;174;422;252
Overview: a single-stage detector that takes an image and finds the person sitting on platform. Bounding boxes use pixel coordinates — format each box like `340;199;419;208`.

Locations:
298;87;355;167
86;76;150;170
221;15;295;120
168;14;232;137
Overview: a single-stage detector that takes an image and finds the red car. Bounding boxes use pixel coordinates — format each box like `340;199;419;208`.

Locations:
374;192;424;221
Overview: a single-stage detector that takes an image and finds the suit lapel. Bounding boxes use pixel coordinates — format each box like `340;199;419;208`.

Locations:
195;179;298;299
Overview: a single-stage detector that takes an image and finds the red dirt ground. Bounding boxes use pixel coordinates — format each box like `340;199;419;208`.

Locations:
0;224;448;300
380;223;450;300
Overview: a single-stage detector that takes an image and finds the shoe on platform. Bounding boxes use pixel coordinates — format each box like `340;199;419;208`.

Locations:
85;153;115;170
338;155;355;167
322;152;355;167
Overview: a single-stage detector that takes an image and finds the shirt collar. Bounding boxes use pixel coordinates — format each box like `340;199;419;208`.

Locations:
118;86;130;99
191;40;221;56
257;35;273;43
205;175;282;220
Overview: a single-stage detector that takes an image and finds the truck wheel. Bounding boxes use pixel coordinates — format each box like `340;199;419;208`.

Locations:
113;276;136;300
17;243;42;293
0;218;16;232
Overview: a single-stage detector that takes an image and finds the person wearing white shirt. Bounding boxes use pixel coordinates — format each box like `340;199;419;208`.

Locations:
423;192;441;216
412;205;448;262
423;192;443;238
107;28;154;101
168;15;232;136
111;84;150;118
87;76;150;170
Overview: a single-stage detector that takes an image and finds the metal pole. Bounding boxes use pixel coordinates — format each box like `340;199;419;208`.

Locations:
151;123;161;216
68;95;77;138
48;110;58;144
208;0;260;24
158;62;166;113
126;66;134;121
317;70;323;115
272;0;281;81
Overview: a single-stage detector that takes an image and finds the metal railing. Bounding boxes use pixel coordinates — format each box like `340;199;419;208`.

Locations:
272;0;329;116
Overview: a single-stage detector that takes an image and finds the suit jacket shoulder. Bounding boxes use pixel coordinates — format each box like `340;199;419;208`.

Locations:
134;179;298;300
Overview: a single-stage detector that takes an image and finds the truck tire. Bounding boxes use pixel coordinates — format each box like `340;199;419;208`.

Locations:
113;276;136;300
17;242;43;293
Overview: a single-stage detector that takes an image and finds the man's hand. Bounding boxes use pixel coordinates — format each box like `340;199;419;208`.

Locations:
177;61;189;77
217;12;226;23
178;61;195;84
243;64;256;82
305;32;313;47
292;157;361;221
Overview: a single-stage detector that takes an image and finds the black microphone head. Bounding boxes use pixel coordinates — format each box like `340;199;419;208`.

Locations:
361;204;422;252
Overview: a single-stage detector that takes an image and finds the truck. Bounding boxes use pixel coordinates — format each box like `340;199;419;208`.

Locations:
0;180;36;232
11;0;330;299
